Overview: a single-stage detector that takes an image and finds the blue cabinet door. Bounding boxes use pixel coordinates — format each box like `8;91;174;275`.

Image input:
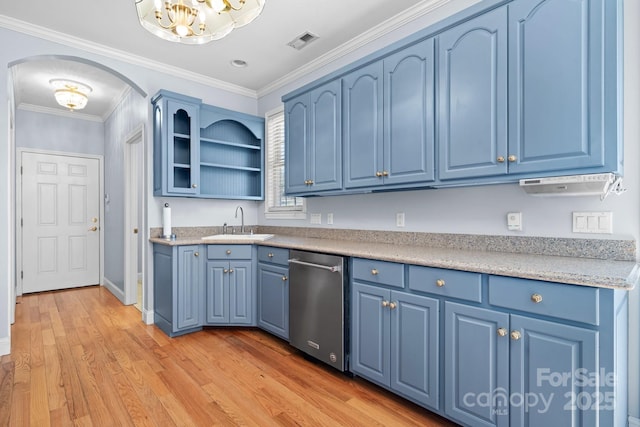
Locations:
508;0;608;174
509;315;598;427
384;38;435;185
391;291;439;409
351;282;390;386
438;6;507;180
206;261;229;324
166;100;200;194
284;95;309;194
176;246;203;330
229;261;253;325
343;61;384;189
257;263;289;340
309;81;342;192
445;302;510;427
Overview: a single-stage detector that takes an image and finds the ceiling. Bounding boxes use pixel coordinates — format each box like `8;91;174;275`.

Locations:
0;0;454;120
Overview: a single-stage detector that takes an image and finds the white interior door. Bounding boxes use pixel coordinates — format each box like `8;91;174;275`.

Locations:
21;152;101;293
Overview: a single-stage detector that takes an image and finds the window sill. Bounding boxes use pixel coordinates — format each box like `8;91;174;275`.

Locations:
264;211;307;220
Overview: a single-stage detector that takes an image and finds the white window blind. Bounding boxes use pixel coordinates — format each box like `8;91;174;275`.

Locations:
265;108;305;218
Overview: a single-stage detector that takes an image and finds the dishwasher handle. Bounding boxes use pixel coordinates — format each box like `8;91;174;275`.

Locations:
288;258;342;273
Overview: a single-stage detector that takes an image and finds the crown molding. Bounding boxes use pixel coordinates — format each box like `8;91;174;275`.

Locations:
17;103;104;123
0;14;258;99
257;0;452;98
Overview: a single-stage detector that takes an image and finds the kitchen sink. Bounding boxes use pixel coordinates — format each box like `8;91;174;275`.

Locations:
201;234;274;241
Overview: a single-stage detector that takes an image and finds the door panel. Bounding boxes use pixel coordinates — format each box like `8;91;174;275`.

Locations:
206;261;229;323
438;6;508;180
22;152;100;293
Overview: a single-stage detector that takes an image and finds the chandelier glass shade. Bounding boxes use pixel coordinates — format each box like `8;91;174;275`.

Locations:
135;0;265;44
49;79;92;111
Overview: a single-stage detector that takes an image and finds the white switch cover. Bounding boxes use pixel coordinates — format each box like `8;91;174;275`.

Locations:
396;212;405;227
507;212;522;231
573;212;612;234
327;213;334;225
310;213;322;225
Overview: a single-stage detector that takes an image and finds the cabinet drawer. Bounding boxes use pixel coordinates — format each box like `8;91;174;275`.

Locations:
352;258;404;289
408;265;482;302
257;246;289;266
207;244;252;260
488;275;599;325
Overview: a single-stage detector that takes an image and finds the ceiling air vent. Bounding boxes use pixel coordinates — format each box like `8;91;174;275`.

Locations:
287;32;319;50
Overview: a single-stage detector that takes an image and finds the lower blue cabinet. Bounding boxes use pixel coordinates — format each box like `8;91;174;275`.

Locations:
205;260;253;325
153;244;204;337
257;263;289;340
351;282;439;410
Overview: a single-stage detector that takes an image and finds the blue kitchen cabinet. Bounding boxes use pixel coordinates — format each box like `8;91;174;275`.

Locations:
344;38;435;189
438;6;508;181
352;280;439;410
198;105;264;200
257;246;290;340
444;275;626;427
153;244;204;337
343;61;383;189
152;90;264;199
205;245;253;325
152;92;201;196
284;79;342;195
444;302;510;427
508;0;618;176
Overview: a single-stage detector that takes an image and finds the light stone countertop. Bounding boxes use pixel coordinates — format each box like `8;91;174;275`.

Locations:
150;234;639;290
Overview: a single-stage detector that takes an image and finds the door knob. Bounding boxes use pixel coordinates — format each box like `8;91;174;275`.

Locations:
88;226;98;232
497;328;507;337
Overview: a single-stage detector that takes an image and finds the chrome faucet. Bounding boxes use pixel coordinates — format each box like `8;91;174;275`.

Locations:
235;206;245;234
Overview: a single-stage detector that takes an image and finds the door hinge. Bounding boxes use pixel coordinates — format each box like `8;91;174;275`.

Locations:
20;218;23;227
21;271;23;279
20;166;23;175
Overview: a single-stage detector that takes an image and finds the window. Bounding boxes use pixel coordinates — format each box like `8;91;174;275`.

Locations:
265;107;305;219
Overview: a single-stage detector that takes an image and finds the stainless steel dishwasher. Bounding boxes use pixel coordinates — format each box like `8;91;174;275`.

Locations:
288;250;347;372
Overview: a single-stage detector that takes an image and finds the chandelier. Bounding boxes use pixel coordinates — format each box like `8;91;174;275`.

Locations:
49;79;92;111
135;0;265;44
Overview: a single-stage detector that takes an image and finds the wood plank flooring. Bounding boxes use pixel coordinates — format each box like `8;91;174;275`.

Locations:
0;286;457;426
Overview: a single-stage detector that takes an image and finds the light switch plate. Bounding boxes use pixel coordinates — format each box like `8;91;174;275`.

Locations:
310;213;322;225
327;213;334;225
396;212;405;227
573;212;612;234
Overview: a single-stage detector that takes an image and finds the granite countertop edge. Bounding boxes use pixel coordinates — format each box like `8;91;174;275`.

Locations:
149;235;639;290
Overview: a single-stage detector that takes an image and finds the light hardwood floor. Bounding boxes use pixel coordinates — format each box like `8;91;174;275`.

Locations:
0;286;457;426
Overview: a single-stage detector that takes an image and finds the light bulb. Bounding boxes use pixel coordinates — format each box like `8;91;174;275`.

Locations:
210;0;227;13
176;24;189;36
154;0;162;10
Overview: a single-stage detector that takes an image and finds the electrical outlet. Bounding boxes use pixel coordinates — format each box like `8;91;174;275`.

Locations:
507;212;522;231
327;213;334;225
396;212;405;227
310;213;322;225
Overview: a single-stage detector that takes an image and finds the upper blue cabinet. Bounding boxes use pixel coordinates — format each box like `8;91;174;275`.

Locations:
153;90;264;200
343;38;435;190
285;79;342;195
282;0;621;196
508;0;616;175
438;7;508;181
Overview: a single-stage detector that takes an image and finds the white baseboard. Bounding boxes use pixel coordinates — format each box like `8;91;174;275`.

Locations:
0;336;10;356
103;277;125;304
143;309;154;325
630;416;640;427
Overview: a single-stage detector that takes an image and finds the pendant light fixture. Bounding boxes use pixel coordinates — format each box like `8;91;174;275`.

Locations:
135;0;266;44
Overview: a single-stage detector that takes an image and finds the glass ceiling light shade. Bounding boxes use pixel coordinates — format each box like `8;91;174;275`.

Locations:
135;0;266;44
49;79;92;111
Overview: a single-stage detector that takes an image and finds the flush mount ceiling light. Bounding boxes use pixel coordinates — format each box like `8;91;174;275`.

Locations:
135;0;266;44
49;79;93;111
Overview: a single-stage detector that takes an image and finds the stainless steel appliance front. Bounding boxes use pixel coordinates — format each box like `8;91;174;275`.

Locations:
288;250;346;371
